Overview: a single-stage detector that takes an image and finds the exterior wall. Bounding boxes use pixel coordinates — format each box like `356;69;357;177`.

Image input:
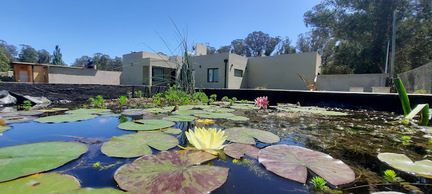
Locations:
398;62;432;93
227;53;248;89
191;53;229;88
13;64;32;82
33;66;48;83
246;52;321;90
48;66;121;85
317;73;388;92
195;44;207;56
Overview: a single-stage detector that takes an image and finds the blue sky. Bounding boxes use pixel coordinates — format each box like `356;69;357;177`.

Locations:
0;0;321;65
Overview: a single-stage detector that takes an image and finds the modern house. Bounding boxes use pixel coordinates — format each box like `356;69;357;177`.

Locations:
121;44;322;90
12;62;121;85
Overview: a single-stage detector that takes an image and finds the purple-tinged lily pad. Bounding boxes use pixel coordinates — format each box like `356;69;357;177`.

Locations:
378;153;432;179
101;131;178;158
117;119;175;131
258;145;355;186
224;143;260;159
114;150;229;193
225;127;280;145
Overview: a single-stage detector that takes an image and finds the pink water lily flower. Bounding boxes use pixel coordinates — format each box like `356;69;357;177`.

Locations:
255;96;268;109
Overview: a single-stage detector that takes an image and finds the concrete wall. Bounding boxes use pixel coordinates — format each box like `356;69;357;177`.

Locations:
195;44;207;56
191;52;229;88
48;66;121;85
227;53;248;88
246;52;321;90
398;62;432;93
317;73;388;92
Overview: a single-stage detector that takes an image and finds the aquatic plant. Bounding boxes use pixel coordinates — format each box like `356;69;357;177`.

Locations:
134;90;143;98
255;96;268;109
221;96;229;102
185;127;227;155
310;176;328;191
93;162;101;169
383;169;399;182
210;94;217;102
118;96;128;107
378;153;432;179
23;100;32;110
401;136;411;145
394;78;429;126
297;73;318;91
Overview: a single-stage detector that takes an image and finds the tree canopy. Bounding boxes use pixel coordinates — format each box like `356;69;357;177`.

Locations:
52;45;65;66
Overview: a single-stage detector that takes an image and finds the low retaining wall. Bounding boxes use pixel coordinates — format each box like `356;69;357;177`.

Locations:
0;82;168;102
317;73;388;92
398;62;432;93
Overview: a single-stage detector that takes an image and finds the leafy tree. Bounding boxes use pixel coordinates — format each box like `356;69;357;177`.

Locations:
18;44;38;63
0;40;17;62
207;46;216;54
71;55;92;67
111;56;123;71
217;45;231;53
245;31;271;57
264;36;282;56
0;49;11;72
37;49;51;64
231;39;248;56
52;45;65;66
276;37;296;55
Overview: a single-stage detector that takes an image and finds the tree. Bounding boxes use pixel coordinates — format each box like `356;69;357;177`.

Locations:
111;56;123;71
0;49;11;72
37;49;51;64
244;31;271;56
216;45;231;53
207;46;216;54
276;37;296;55
52;45;65;66
71;55;92;67
264;36;282;56
0;40;17;62
18;44;38;63
231;39;248;56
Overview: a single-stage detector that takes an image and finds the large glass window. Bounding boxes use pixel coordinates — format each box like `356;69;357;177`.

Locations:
207;68;218;82
152;68;164;82
234;69;243;77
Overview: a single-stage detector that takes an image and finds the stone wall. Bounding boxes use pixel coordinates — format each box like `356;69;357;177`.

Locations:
0;82;168;102
317;73;388;92
398;62;432;93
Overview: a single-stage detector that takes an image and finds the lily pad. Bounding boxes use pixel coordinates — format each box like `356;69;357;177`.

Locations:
114;150;229;193
0;126;11;133
192;112;236;119
17;110;44;116
34;114;98;123
163;128;182;134
225;127;280;145
3;116;36;124
163;115;197;122
37;108;69;113
0;141;88;182
142;106;175;113
101;131;179;158
117;119;175;131
121;110;149;117
278;107;347;116
224;143;260;159
63;187;127;193
258;145;355;186
377;153;432;179
230;104;260;110
0;173;81;193
66;108;111;114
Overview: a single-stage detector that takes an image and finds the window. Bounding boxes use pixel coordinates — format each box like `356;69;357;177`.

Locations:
234;69;243;77
152;68;164;82
207;68;218;82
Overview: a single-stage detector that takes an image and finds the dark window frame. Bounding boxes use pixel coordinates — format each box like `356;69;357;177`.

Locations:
207;68;218;82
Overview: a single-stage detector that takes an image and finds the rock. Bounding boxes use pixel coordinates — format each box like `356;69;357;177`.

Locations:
0;90;17;106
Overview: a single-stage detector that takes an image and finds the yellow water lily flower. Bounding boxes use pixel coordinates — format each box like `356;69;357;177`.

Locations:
185;127;227;154
194;119;215;125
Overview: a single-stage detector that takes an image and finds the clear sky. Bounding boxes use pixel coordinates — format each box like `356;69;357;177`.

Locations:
0;0;321;65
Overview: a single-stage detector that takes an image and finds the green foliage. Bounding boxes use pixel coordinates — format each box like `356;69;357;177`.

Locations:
395;78;430;126
135;90;143;98
414;90;427;94
23;100;32;110
310;176;328;191
383;169;400;182
18;44;38;63
93;162;101;169
89;95;106;108
221;96;229;102
402;136;411;145
52;45;65;66
152;85;192;107
37;49;51;64
210;94;217;102
193;92;208;103
394;78;411;116
118;96;128;107
0;49;11;72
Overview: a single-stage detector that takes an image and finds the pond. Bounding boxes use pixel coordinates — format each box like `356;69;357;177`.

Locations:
0;101;432;193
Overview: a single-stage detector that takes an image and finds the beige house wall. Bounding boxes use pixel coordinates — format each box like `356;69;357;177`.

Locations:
191;53;229;88
48;66;120;85
227;53;248;88
317;73;388;92
246;52;321;89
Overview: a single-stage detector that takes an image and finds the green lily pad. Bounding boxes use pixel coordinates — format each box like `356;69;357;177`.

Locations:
0;126;11;133
0;173;81;193
17;110;44;116
224;143;260;159
114;150;229;193
163;128;182;134
37;108;69;113
34;114;98;123
278;107;347;116
63;187;127;193
121;110;149;117
163;115;197;122
66;108;111;114
0;141;88;182
225;127;280;145
101;131;179;158
230;104;260;110
258;145;355;185
229;116;250;121
378;153;432;179
177;105;209;110
117;119;175;131
3;116;36;124
173;109;207;116
142;106;175;114
99;113;121;117
192;112;236;119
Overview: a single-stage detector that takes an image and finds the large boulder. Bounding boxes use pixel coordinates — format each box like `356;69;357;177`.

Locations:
0;90;17;106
